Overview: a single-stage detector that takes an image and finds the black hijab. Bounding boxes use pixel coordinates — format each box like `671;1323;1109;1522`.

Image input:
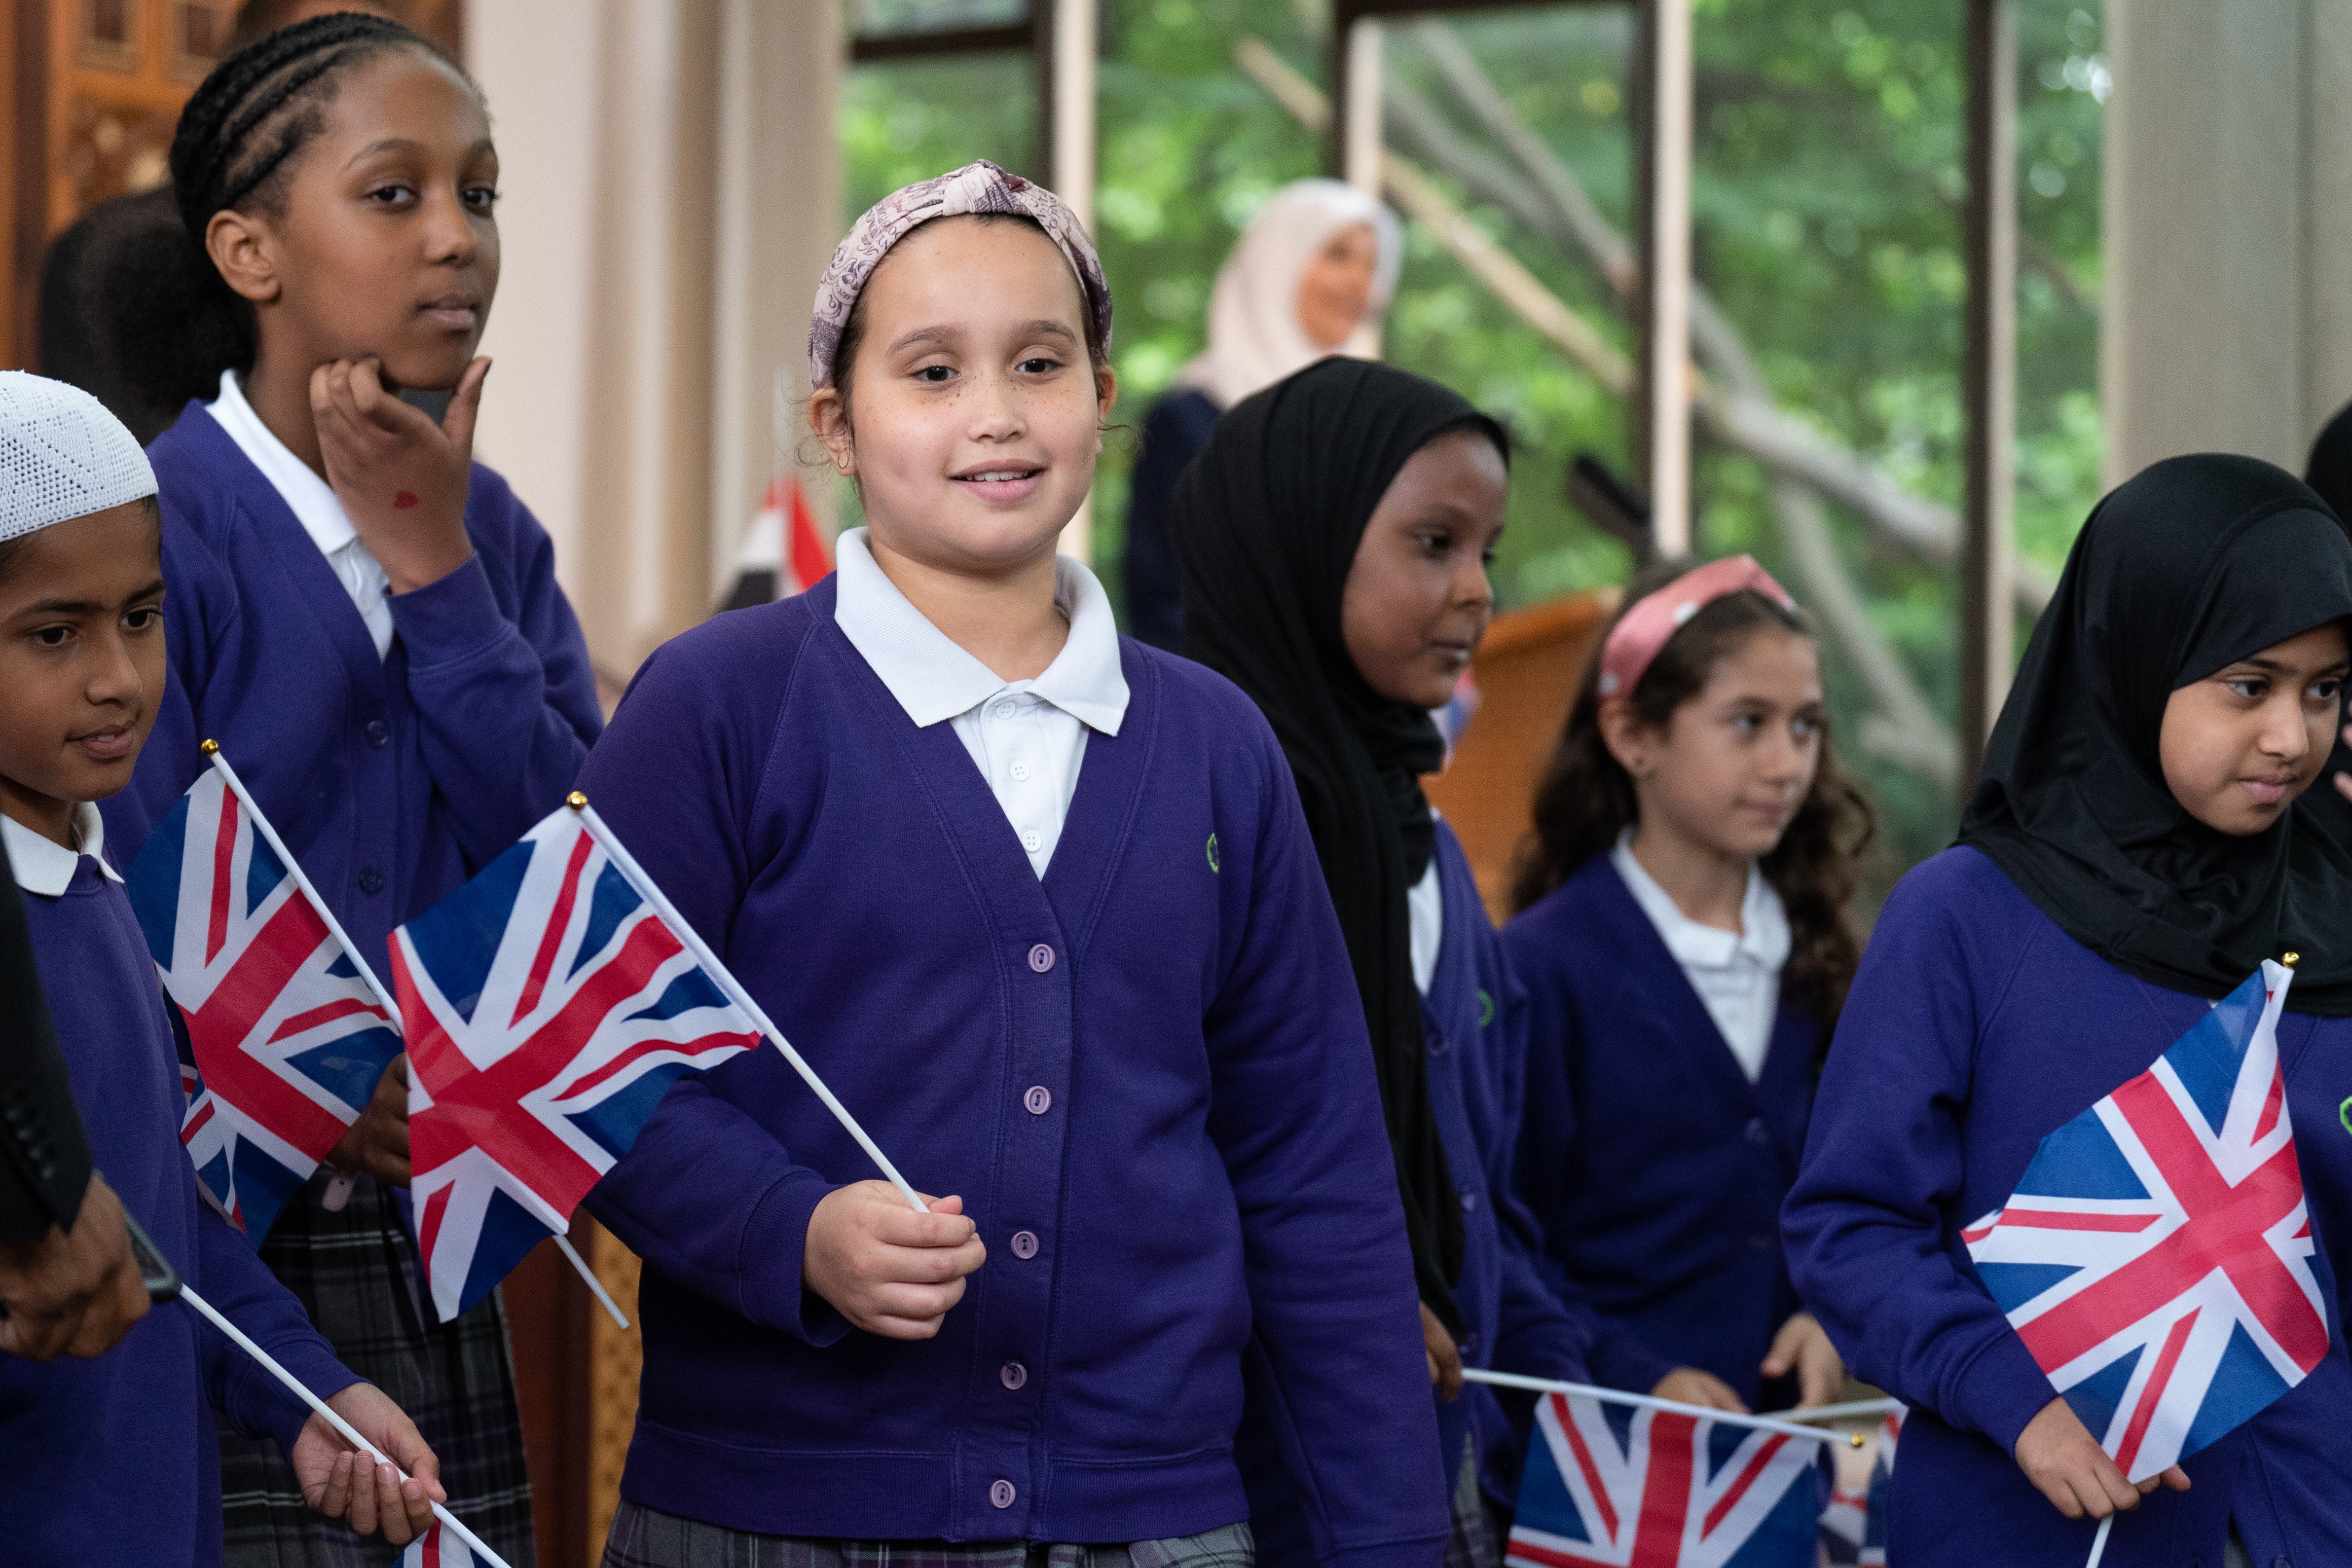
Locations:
1959;454;2352;1014
1171;356;1506;1335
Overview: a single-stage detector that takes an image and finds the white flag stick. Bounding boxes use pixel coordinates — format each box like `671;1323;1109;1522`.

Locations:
2086;1513;2112;1568
553;1230;629;1329
1755;1395;1905;1425
569;796;928;1214
177;1283;516;1568
207;746;625;1315
1460;1368;1866;1448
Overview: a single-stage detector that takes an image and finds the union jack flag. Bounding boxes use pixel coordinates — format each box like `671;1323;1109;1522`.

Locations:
399;1519;482;1567
1506;1392;1821;1568
126;769;400;1243
391;806;761;1324
1963;960;2325;1482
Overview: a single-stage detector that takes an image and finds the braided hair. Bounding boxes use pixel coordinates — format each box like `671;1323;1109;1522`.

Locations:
103;12;475;411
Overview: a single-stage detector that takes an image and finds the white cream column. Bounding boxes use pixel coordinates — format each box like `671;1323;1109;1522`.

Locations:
709;0;843;598
1635;0;1693;558
1049;0;1099;563
2099;0;2352;479
470;0;844;681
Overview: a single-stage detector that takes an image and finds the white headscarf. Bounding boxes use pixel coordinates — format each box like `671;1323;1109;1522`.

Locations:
1176;180;1404;410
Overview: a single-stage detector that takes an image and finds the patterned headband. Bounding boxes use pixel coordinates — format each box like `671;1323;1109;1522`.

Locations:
1596;555;1798;698
808;160;1113;392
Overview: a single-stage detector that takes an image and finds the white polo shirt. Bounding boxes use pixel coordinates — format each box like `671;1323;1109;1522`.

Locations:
832;528;1129;880
1611;829;1791;1081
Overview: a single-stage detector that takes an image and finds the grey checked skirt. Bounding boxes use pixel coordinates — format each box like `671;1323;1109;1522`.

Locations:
599;1503;1255;1568
218;1171;538;1568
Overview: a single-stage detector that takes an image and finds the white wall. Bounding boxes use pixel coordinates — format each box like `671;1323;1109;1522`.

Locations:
467;0;840;678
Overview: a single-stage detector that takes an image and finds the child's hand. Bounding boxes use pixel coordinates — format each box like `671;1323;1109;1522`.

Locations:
1759;1311;1844;1408
1420;1302;1464;1400
0;1174;150;1360
1651;1366;1750;1413
311;355;487;594
2014;1396;2190;1519
804;1184;986;1339
292;1382;445;1545
326;1056;410;1188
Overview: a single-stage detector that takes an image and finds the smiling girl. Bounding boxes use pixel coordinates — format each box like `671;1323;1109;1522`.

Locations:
1784;456;2352;1566
1172;357;1600;1567
96;14;601;1565
574;162;1442;1568
1503;558;1871;1426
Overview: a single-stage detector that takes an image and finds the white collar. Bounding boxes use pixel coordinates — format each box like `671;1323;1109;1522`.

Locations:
2;803;122;897
1610;828;1789;972
833;528;1128;735
203;369;360;558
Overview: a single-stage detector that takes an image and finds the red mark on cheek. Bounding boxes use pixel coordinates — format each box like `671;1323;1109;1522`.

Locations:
393;491;420;510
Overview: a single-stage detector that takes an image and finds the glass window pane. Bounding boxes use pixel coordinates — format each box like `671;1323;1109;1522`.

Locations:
852;0;1027;39
842;52;1037;223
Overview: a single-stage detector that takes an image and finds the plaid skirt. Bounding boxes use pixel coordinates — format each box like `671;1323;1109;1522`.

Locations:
599;1503;1255;1568
219;1170;538;1568
1442;1435;1502;1568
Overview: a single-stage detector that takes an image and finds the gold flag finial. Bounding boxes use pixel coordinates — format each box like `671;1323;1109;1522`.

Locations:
566;791;588;811
1849;1432;1865;1449
199;738;220;756
2285;951;2301;968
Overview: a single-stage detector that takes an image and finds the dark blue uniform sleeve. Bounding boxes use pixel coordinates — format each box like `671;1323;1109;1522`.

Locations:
1203;717;1449;1568
390;473;603;868
1780;862;2057;1453
194;1208;365;1453
575;634;849;1347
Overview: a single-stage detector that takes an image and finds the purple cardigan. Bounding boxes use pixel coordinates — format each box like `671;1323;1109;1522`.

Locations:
1503;853;1818;1407
1784;846;2352;1567
0;854;356;1568
576;580;1446;1562
102;404;603;977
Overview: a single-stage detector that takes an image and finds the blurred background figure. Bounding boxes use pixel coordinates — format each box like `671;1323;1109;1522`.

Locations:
1123;179;1401;651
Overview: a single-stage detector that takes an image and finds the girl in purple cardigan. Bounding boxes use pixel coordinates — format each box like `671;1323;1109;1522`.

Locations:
94;17;599;1565
1785;456;2352;1566
577;163;1444;1568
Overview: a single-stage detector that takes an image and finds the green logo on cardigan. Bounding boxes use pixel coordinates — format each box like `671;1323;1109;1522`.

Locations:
1477;988;1495;1029
1206;833;1220;873
2341;1094;2352;1138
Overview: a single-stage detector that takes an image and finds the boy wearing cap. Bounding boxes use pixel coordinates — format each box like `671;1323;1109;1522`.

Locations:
0;371;445;1566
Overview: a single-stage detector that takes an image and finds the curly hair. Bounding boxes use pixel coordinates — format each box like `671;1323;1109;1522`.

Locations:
1509;561;1875;1029
103;12;473;411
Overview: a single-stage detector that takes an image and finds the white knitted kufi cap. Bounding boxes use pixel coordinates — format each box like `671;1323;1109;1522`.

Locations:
0;371;157;543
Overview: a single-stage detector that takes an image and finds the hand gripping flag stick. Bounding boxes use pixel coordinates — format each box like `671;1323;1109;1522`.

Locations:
176;1281;515;1568
200;744;629;1329
568;794;929;1215
1461;1367;1867;1448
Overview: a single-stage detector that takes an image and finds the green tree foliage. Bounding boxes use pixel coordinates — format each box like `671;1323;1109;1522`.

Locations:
840;0;2107;889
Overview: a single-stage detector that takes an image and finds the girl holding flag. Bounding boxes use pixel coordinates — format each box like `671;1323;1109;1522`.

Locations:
95;15;599;1564
1783;456;2352;1566
575;163;1444;1567
1501;557;1868;1422
1169;355;1599;1567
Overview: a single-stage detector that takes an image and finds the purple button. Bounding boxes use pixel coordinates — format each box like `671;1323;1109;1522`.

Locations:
1000;1360;1028;1390
1024;1086;1052;1115
990;1479;1016;1509
1027;943;1055;973
1009;1229;1039;1260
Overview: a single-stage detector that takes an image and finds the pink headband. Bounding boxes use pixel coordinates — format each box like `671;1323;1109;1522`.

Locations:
1596;555;1797;698
808;160;1113;392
